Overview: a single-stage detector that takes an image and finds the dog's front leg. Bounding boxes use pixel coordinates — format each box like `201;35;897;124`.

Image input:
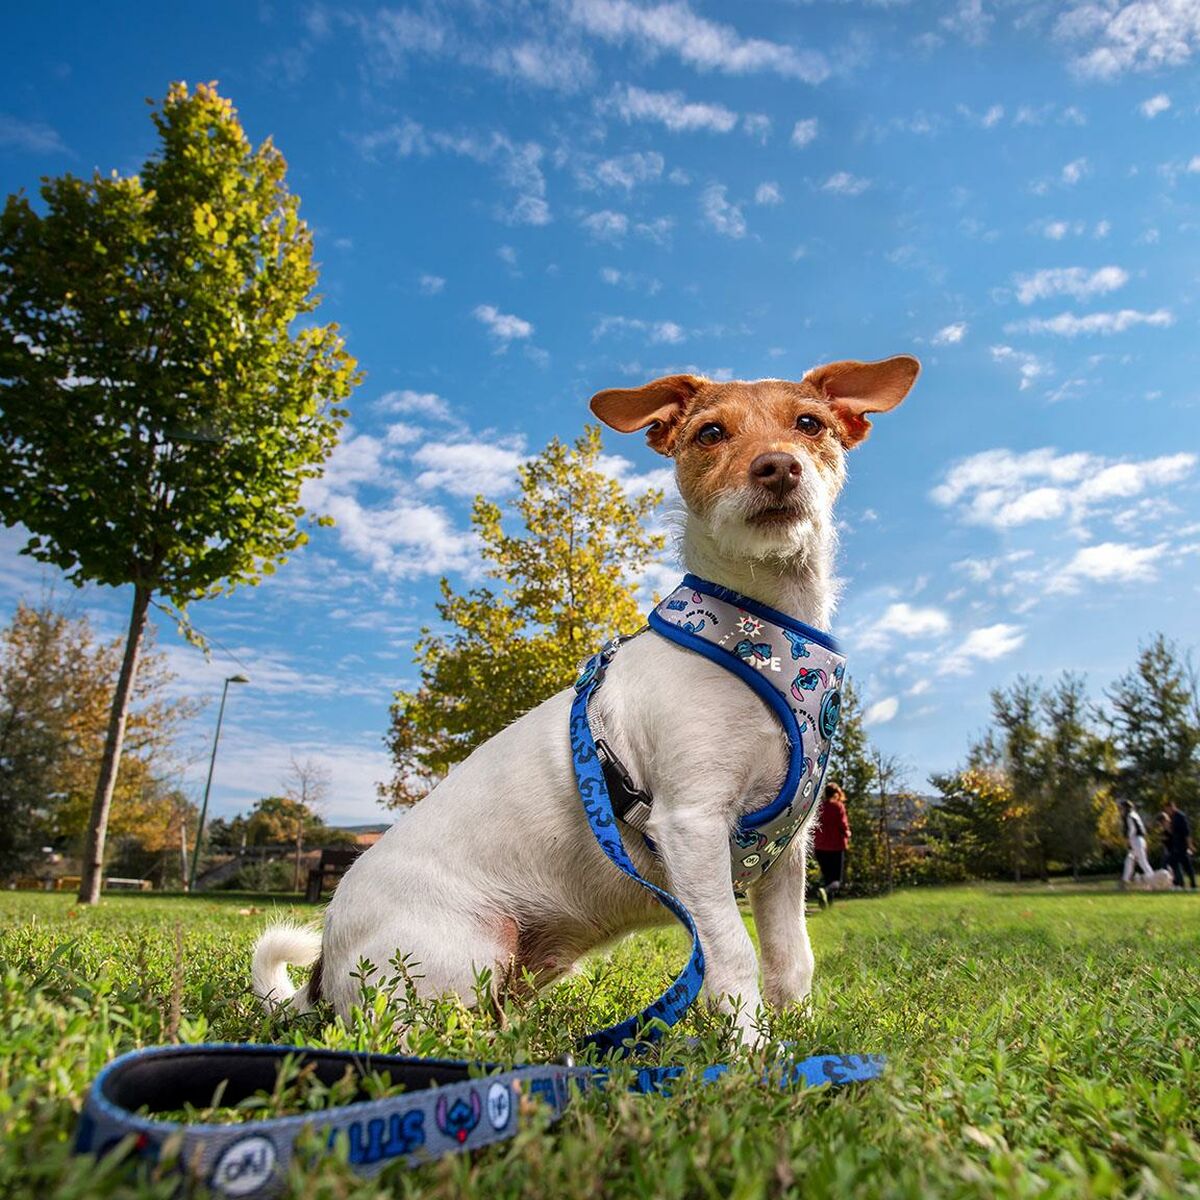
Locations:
650;801;764;1045
748;841;813;1011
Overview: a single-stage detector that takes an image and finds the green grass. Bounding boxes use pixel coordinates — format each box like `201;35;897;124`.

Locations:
2;884;1199;1198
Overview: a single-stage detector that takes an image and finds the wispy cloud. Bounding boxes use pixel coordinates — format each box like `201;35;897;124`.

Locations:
700;183;746;238
933;322;968;345
473;303;534;347
932;447;1196;531
0;113;69;154
1049;541;1168;592
1005;308;1172;336
1139;92;1171;117
821;171;871;196
791;117;819;147
569;0;829;82
990;345;1049;391
1056;0;1200;78
1012;265;1128;304
939;624;1026;675
604;84;738;133
754;181;783;206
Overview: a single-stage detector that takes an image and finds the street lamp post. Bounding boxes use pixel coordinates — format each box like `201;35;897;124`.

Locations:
188;673;249;893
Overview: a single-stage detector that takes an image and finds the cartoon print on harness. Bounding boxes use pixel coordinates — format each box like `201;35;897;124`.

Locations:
665;598;688;612
732;827;767;852
435;1090;482;1145
735;612;764;638
782;629;813;660
682;618;706;634
790;666;828;700
735;639;774;666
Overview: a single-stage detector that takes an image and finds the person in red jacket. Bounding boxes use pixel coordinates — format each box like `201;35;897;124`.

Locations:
812;782;851;903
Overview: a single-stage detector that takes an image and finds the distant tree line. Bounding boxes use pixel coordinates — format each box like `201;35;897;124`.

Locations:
832;636;1198;888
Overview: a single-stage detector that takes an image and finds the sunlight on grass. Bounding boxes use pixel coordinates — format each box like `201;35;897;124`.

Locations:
2;886;1199;1198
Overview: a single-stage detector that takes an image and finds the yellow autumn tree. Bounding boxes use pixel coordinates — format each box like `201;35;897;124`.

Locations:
379;425;664;808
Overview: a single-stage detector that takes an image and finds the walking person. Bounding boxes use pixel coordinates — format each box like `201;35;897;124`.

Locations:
1119;800;1154;888
813;782;851;905
1165;800;1197;890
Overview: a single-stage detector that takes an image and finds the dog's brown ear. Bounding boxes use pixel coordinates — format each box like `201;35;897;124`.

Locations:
804;355;920;448
590;374;705;456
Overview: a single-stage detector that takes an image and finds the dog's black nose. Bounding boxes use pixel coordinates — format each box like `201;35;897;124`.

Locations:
749;452;801;500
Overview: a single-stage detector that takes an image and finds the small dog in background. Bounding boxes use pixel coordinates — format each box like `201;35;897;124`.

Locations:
253;355;919;1044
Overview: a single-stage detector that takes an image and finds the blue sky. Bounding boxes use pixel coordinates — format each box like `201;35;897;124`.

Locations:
2;1;1199;823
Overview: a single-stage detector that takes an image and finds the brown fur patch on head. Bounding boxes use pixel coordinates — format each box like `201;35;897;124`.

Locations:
670;378;847;515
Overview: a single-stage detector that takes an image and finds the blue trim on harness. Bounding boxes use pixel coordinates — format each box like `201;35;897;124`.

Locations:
648;610;804;831
681;573;842;653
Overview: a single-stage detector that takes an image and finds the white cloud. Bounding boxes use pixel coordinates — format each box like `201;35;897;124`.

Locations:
356;121;550;226
863;696;900;725
586;150;666;190
931;447;1196;531
418;273;446;295
593;315;687;344
933;322;968;345
990;345;1049;391
605;83;738;133
1056;1;1200;78
821;171;871;196
858;602;951;652
569;0;829;81
1013;265;1128;305
581;209;630;241
1140;92;1172;117
1005;308;1173;336
700;183;747;238
378;389;454;422
596;452;677;497
742;113;771;142
0;113;68;154
940;624;1026;675
1038;218;1085;240
755;181;783;206
791;118;819;147
1049;541;1168;592
1061;157;1091;185
473;303;534;346
411;440;526;497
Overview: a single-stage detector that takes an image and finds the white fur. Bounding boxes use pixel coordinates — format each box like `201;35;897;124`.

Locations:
251;923;322;1010
253;446;845;1043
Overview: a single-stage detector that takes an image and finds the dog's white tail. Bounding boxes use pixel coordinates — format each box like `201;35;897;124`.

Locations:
251;923;322;1012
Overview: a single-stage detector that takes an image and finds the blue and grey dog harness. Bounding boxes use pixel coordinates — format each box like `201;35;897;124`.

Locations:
592;573;846;893
75;576;876;1198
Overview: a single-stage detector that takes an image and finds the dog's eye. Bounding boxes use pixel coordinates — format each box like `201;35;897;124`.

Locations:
796;414;823;437
696;423;725;447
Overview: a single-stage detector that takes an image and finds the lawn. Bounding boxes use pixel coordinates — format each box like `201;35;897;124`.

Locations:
2;884;1199;1199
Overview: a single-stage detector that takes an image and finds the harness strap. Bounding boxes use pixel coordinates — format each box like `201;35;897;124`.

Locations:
73;638;883;1197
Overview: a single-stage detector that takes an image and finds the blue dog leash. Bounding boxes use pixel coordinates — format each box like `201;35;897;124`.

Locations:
74;640;883;1197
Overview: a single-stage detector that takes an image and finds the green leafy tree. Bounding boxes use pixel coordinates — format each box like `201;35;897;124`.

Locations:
1106;635;1200;823
0;82;358;902
1041;673;1106;880
926;765;1021;879
0;599;193;878
380;425;664;808
990;678;1044;879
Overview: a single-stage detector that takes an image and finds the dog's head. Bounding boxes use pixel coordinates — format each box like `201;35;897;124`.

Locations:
590;356;919;564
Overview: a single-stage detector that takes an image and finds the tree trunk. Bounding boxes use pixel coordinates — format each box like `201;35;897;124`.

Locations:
77;584;151;904
294;822;303;893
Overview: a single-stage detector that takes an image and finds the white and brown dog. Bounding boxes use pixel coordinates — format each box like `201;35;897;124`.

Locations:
253;355;919;1043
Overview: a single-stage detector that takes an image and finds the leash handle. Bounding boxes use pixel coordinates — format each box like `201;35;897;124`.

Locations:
75;1042;585;1198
